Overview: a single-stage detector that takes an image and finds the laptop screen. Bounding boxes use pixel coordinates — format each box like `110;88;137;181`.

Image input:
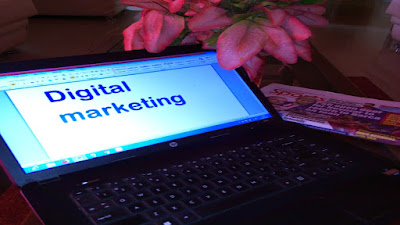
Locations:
0;51;272;174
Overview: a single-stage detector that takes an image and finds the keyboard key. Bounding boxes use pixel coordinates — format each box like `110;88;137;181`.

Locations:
192;163;209;170
74;193;98;205
293;175;309;183
83;200;114;214
210;160;224;167
95;190;115;199
198;172;215;180
155;217;180;225
130;180;150;189
195;184;281;217
332;161;348;169
322;166;337;173
114;195;135;205
183;176;199;184
231;183;250;192
272;170;289;177
133;190;151;200
161;172;182;180
240;169;257;177
87;184;107;192
227;163;243;172
284;166;302;173
214;168;229;175
215;187;234;196
257;174;276;182
306;169;325;177
224;174;243;182
255;165;271;173
123;176;142;182
151;185;169;194
175;211;200;224
198;182;215;191
200;192;218;201
165;191;183;201
91;208;129;224
180;167;199;175
211;177;229;186
145;176;166;184
112;215;148;225
246;178;262;186
240;161;254;168
278;178;297;187
111;185;132;194
147;208;168;220
167;181;184;189
183;197;203;207
72;189;89;197
164;202;185;213
128;202;148;214
146;197;166;207
180;187;199;197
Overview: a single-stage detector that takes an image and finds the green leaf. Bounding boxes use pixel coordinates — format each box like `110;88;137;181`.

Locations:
204;29;224;47
298;0;324;4
232;3;246;9
171;27;190;46
260;1;277;7
231;10;264;24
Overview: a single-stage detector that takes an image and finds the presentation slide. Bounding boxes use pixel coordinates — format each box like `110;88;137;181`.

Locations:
6;66;249;160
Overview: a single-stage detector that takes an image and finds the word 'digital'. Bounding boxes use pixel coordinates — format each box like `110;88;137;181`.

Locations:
44;81;131;102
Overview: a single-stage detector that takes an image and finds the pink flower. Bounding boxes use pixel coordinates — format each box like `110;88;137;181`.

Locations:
217;20;267;70
284;5;329;27
123;9;185;53
260;19;298;64
122;0;329;84
188;6;231;32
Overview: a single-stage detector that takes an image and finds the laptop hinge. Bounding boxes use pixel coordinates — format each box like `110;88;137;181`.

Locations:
38;176;62;185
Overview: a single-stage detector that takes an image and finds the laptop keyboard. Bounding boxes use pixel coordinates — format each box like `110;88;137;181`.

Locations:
70;134;355;225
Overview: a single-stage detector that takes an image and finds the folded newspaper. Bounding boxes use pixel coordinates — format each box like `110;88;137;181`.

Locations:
261;83;400;146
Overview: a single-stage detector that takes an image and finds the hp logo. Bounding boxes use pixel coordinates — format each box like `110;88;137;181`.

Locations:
169;142;178;148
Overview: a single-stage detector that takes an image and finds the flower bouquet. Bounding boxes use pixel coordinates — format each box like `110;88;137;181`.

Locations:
122;0;329;85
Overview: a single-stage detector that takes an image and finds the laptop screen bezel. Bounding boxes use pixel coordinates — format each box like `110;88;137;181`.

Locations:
0;45;282;186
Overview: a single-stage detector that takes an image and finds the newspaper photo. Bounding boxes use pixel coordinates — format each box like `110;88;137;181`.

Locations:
261;83;400;146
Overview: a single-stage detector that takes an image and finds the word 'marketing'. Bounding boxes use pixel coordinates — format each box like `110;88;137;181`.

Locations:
41;81;187;123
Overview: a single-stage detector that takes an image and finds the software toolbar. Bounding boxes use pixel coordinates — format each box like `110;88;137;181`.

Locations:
0;53;217;91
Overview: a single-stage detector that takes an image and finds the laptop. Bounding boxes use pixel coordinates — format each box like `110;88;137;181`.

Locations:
0;45;399;225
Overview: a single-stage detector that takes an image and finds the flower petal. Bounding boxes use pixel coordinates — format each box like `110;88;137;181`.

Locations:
217;20;267;70
194;30;213;41
285;5;326;15
185;9;197;16
122;0;168;11
181;33;200;45
293;12;329;27
143;11;185;53
123;20;145;51
167;0;185;13
188;6;231;32
281;15;311;41
181;30;212;45
256;5;287;27
259;19;297;64
243;54;266;86
294;40;311;62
